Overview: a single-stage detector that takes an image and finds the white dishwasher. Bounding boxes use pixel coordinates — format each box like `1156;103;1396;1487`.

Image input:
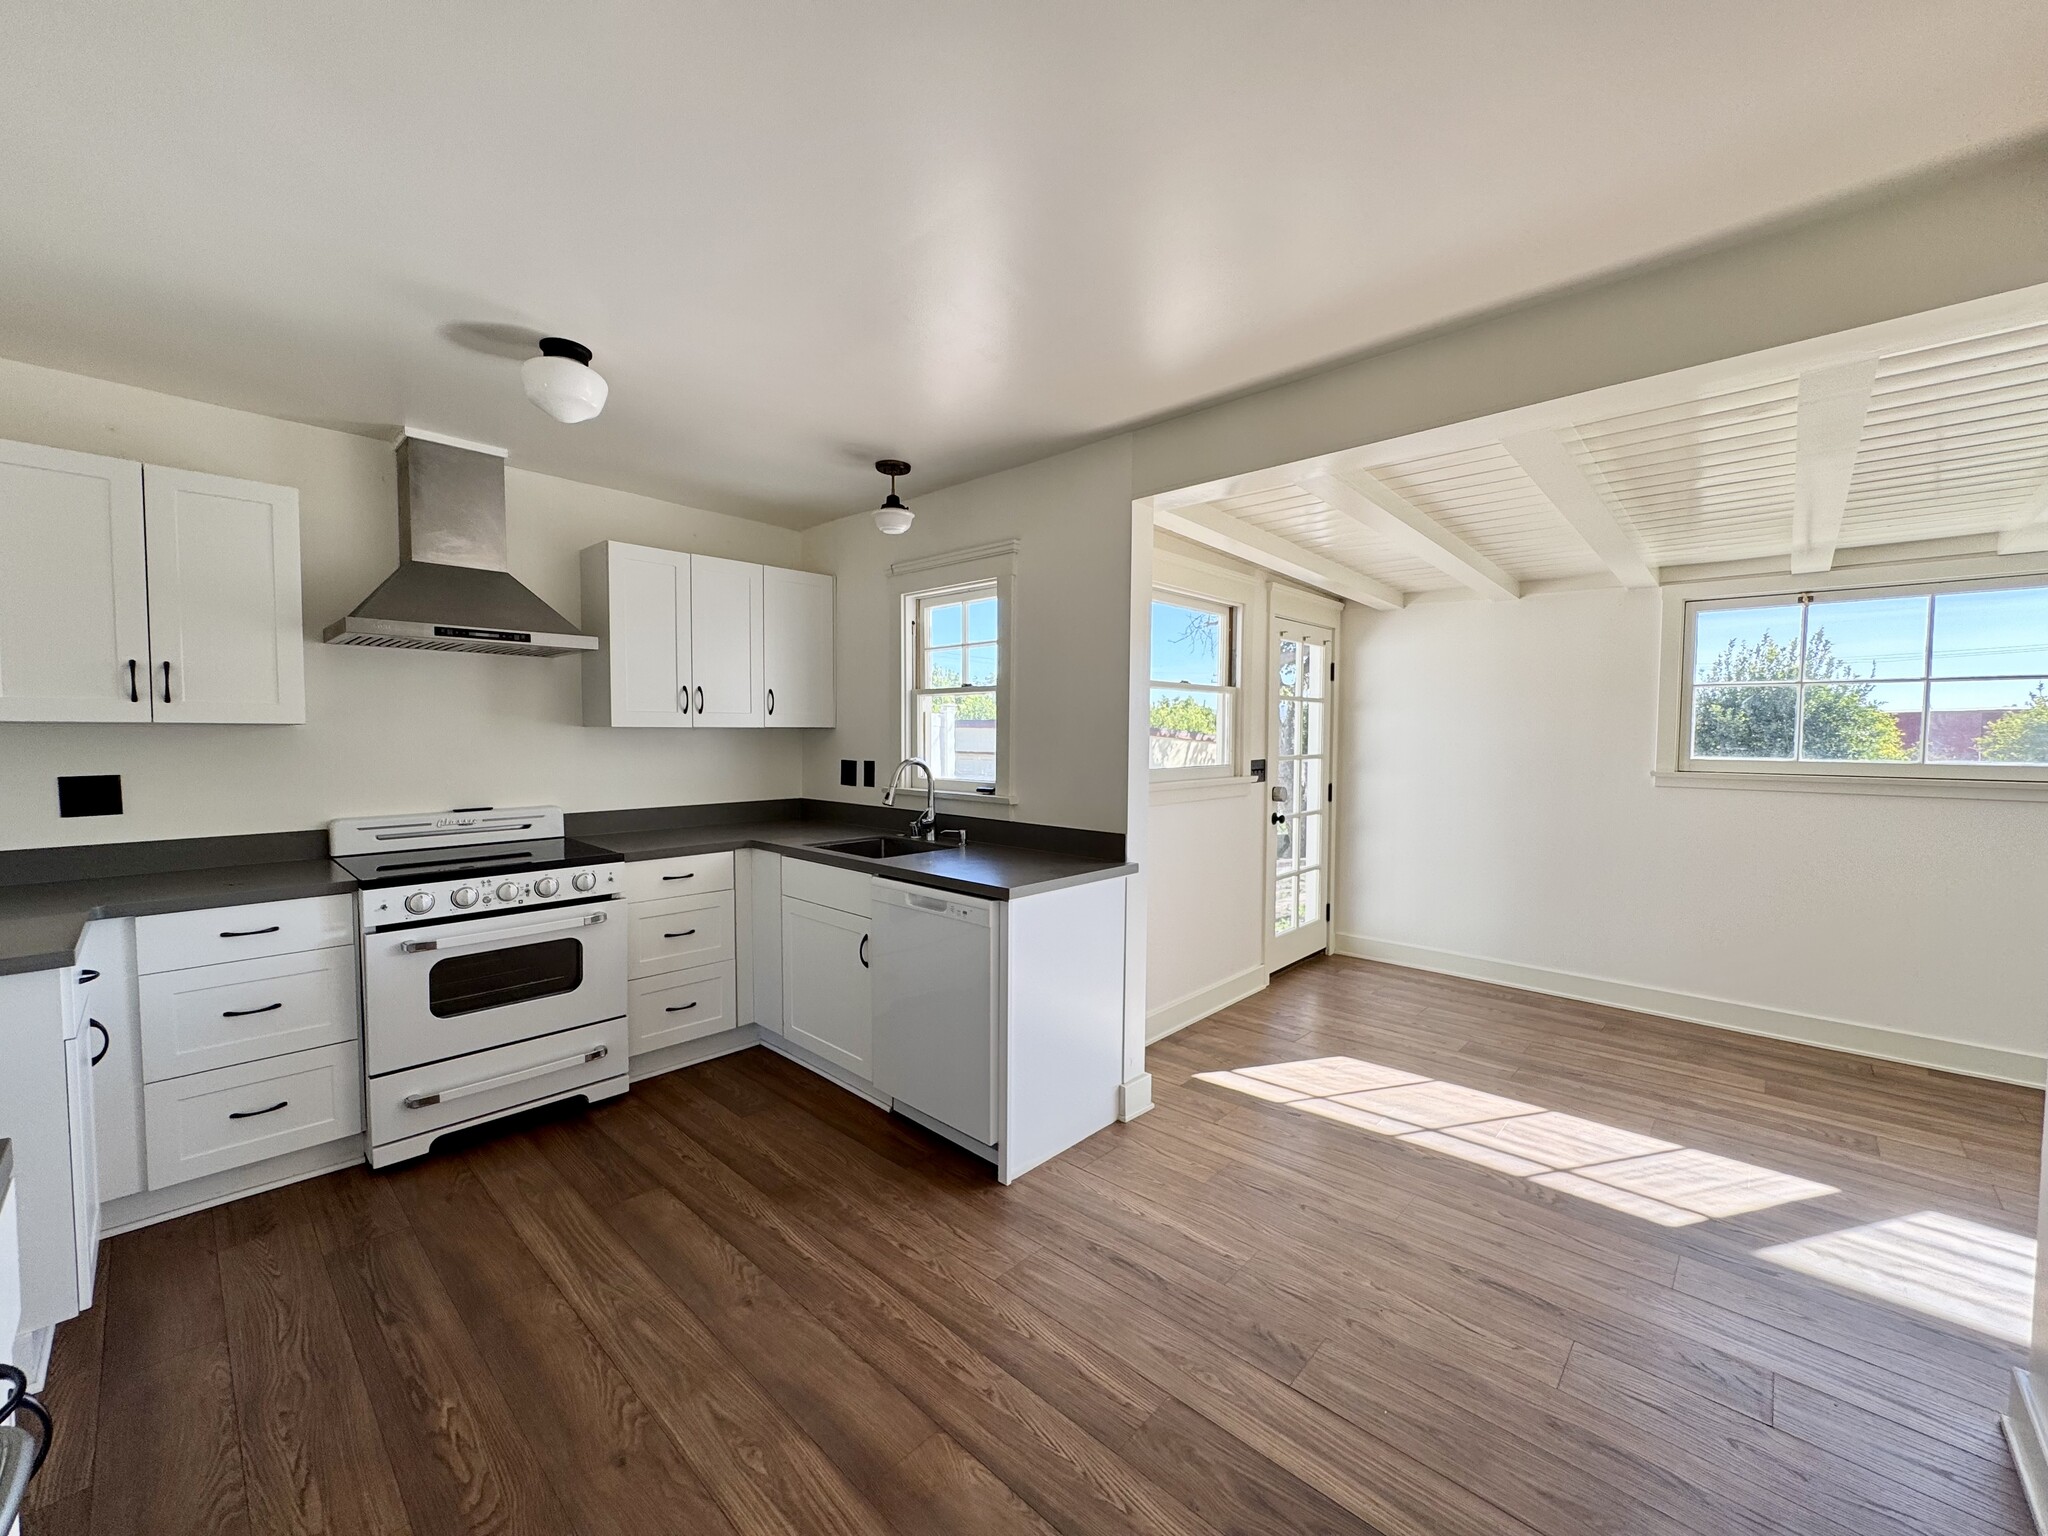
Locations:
871;881;997;1150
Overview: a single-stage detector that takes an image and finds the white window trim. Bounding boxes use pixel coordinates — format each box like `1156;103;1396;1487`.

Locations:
895;547;1017;803
1655;553;2048;800
1149;585;1242;783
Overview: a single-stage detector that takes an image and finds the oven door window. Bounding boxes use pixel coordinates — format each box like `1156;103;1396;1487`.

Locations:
428;937;584;1018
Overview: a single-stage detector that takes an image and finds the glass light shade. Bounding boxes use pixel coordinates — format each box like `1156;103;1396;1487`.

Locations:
873;496;914;535
522;353;609;423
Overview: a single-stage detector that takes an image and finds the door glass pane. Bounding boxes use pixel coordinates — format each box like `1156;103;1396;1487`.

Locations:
1274;876;1297;937
1277;639;1299;694
1695;604;1803;682
1798;682;1921;762
1932;588;2048;678
1691;683;1797;759
1296;813;1324;873
1296;868;1322;929
1928;678;2048;763
1273;817;1294;873
429;938;583;1018
1302;698;1327;757
1299;640;1326;699
1803;594;1928;681
916;693;997;781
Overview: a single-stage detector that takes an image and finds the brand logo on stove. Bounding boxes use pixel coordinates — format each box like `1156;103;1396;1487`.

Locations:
434;814;484;830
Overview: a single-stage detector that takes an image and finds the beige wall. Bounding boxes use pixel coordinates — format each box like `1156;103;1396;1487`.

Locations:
0;356;806;850
799;437;1137;834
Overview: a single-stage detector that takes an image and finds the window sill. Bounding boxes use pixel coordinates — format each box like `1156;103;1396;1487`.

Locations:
1651;770;2048;803
1151;774;1259;802
934;789;1016;806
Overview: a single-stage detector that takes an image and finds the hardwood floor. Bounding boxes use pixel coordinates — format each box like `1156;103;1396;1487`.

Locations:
25;955;2042;1534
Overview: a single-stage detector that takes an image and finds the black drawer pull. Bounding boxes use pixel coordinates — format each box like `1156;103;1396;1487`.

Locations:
662;872;695;881
222;1002;283;1018
663;929;698;939
665;1001;699;1013
77;969;100;984
229;1100;289;1120
219;925;281;938
89;1019;109;1065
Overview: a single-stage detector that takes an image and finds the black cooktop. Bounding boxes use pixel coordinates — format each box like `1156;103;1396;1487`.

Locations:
331;836;618;889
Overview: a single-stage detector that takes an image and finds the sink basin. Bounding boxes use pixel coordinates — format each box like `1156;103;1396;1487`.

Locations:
815;836;944;860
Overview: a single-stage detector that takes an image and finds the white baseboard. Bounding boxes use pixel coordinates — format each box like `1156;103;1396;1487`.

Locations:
1119;1073;1154;1120
101;1140;366;1238
628;1025;762;1084
757;1031;893;1109
2007;1369;2048;1534
1335;934;2046;1087
1147;964;1269;1043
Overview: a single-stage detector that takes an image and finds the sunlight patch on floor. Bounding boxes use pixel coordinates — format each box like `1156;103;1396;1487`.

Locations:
1759;1212;2036;1346
1194;1057;1836;1226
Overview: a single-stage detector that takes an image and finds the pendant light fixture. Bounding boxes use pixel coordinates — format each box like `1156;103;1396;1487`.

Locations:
872;458;914;535
522;337;609;424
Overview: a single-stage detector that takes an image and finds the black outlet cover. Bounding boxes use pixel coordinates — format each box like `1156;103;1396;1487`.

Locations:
839;758;857;786
862;760;876;788
58;774;123;818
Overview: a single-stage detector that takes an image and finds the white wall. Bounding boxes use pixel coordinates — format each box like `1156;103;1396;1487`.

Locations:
1339;587;2048;1080
0;356;806;850
799;437;1137;833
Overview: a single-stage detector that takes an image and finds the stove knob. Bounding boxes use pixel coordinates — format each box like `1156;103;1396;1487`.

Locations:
572;870;598;892
403;891;435;915
534;876;560;898
450;886;479;909
497;881;521;902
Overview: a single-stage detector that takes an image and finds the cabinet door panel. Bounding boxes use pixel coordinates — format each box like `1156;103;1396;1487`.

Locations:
763;566;834;727
609;545;692;726
0;439;150;721
691;555;765;728
143;466;304;724
81;919;146;1202
780;897;871;1078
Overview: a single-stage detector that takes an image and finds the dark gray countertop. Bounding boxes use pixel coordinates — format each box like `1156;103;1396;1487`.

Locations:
0;823;1132;976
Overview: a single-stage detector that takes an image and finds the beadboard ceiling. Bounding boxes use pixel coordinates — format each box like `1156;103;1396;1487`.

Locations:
2;3;2047;526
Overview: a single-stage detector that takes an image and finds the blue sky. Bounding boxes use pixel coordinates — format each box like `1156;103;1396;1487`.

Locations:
1695;586;2048;685
1152;598;1224;686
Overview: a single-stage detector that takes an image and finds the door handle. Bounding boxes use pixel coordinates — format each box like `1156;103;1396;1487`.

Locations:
127;658;139;703
695;686;704;715
400;909;606;953
88;1019;109;1065
402;1045;608;1109
222;1002;283;1018
161;659;172;703
1271;812;1285;825
228;1100;289;1120
767;688;774;715
680;685;690;714
859;933;869;969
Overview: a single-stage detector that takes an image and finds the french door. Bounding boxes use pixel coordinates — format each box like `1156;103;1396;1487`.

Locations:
1268;618;1333;969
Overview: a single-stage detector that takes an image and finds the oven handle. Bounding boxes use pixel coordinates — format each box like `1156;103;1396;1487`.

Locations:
398;910;609;954
402;1045;610;1109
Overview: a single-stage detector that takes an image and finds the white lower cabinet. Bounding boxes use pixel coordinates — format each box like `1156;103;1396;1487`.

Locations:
629;963;737;1053
139;945;357;1079
780;896;873;1079
623;852;740;1063
143;1041;362;1188
0;968;96;1339
80;919;146;1203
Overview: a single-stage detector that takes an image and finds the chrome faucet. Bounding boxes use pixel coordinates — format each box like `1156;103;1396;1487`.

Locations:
882;757;938;838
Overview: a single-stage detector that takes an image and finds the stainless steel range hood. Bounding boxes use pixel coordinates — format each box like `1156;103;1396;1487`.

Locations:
323;434;598;657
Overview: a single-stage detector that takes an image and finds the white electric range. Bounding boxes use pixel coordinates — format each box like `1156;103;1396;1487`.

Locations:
329;806;627;1168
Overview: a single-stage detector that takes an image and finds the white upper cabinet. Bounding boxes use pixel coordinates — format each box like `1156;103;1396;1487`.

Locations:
0;440;304;725
142;466;304;724
0;440;151;721
582;541;832;730
583;542;692;727
763;566;835;727
691;555;765;728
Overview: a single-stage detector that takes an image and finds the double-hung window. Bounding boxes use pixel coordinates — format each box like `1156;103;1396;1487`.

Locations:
1149;589;1239;778
1676;576;2048;782
907;582;1001;792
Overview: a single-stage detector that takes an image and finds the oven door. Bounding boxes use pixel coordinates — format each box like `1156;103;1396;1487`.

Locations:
362;900;626;1076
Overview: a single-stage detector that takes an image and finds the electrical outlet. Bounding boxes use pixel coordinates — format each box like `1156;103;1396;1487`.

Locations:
58;774;123;818
840;759;857;786
862;760;876;788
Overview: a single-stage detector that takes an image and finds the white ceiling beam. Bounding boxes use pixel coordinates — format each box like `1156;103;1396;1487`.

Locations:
1789;357;1879;574
1996;476;2048;555
1155;503;1404;611
1302;471;1521;600
1500;430;1658;588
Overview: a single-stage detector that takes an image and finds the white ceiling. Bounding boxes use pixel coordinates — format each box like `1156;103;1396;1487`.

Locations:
3;3;2047;528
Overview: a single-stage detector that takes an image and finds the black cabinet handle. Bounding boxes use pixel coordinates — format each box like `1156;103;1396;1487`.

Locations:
161;659;172;703
695;686;704;715
665;1000;699;1013
127;659;139;703
228;1100;289;1120
77;969;99;984
222;1002;283;1018
859;933;869;969
662;872;695;881
679;686;690;714
219;925;281;938
663;929;697;939
88;1020;109;1065
767;688;775;715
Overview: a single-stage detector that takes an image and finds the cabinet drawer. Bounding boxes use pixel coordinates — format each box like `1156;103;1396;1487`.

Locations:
629;962;737;1054
620;851;734;904
780;857;872;918
140;946;359;1081
143;1042;362;1189
628;892;734;978
367;1018;623;1149
136;894;353;974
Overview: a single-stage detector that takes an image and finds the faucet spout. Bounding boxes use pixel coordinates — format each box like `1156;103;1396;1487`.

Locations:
882;757;939;838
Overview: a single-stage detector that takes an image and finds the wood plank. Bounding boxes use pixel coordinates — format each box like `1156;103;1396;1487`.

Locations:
88;1338;249;1536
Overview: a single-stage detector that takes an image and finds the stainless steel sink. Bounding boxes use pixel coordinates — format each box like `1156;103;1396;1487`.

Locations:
814;836;942;860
